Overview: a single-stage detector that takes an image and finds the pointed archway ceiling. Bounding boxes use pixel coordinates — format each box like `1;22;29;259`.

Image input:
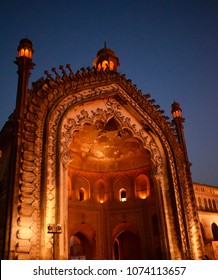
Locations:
61;98;154;173
68;119;151;172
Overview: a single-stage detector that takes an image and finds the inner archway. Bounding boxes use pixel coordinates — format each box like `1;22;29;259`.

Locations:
62;99;163;259
113;230;141;260
69;233;91;260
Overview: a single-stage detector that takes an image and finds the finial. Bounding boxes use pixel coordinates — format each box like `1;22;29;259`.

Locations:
59;65;67;76
44;70;52;79
66;64;73;73
104;41;107;48
52;67;60;77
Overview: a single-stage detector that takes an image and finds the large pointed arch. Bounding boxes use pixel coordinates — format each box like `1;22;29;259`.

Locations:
14;68;203;260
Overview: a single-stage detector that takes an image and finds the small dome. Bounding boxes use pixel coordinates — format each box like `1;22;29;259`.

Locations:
93;46;120;71
96;47;116;57
18;38;33;50
171;101;181;112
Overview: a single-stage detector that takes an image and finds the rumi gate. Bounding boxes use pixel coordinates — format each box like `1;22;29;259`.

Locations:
0;39;218;260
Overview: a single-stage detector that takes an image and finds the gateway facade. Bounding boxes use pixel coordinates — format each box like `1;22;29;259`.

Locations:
0;39;217;260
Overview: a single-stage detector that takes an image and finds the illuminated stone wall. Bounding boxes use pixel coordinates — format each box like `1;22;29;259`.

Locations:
193;183;218;259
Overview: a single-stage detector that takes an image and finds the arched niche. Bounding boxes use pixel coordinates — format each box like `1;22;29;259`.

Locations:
93;179;109;203
212;223;218;241
72;176;90;201
119;188;127;202
113;176;131;201
135;173;151;199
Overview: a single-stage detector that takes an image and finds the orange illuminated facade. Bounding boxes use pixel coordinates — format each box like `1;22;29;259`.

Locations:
0;39;217;260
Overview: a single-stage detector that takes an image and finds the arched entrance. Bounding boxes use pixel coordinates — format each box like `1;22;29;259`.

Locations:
113;230;141;260
52;92;193;260
68;223;96;260
63;98;163;259
69;233;91;260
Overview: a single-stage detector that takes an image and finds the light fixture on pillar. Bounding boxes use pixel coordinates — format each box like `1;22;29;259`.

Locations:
17;38;34;59
171;101;191;169
14;38;35;121
171;101;185;144
47;224;62;234
171;101;182;119
47;223;62;260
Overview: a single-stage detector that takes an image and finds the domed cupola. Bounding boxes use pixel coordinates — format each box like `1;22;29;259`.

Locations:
17;38;34;59
93;43;120;71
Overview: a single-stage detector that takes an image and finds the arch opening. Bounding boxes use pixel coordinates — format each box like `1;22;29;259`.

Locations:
113;230;141;260
69;232;92;260
60;100;166;260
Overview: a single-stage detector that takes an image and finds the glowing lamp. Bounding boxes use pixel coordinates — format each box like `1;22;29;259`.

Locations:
171;101;182;119
47;223;62;234
17;38;34;59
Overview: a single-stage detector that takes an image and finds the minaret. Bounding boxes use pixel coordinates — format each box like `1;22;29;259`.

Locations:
14;38;34;124
93;45;120;71
6;40;35;259
171;103;205;259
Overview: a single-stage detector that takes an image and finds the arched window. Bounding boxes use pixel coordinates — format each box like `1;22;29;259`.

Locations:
212;199;217;210
79;188;85;201
75;176;90;201
198;197;202;209
208;199;212;209
204;198;208;209
119;188;127;202
212;223;218;241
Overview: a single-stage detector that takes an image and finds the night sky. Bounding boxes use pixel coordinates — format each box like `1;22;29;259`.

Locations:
0;0;217;186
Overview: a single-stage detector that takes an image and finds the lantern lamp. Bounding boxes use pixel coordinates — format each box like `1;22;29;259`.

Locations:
171;101;182;119
17;38;34;59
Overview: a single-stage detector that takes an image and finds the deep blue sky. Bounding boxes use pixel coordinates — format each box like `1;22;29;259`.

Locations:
0;0;217;186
